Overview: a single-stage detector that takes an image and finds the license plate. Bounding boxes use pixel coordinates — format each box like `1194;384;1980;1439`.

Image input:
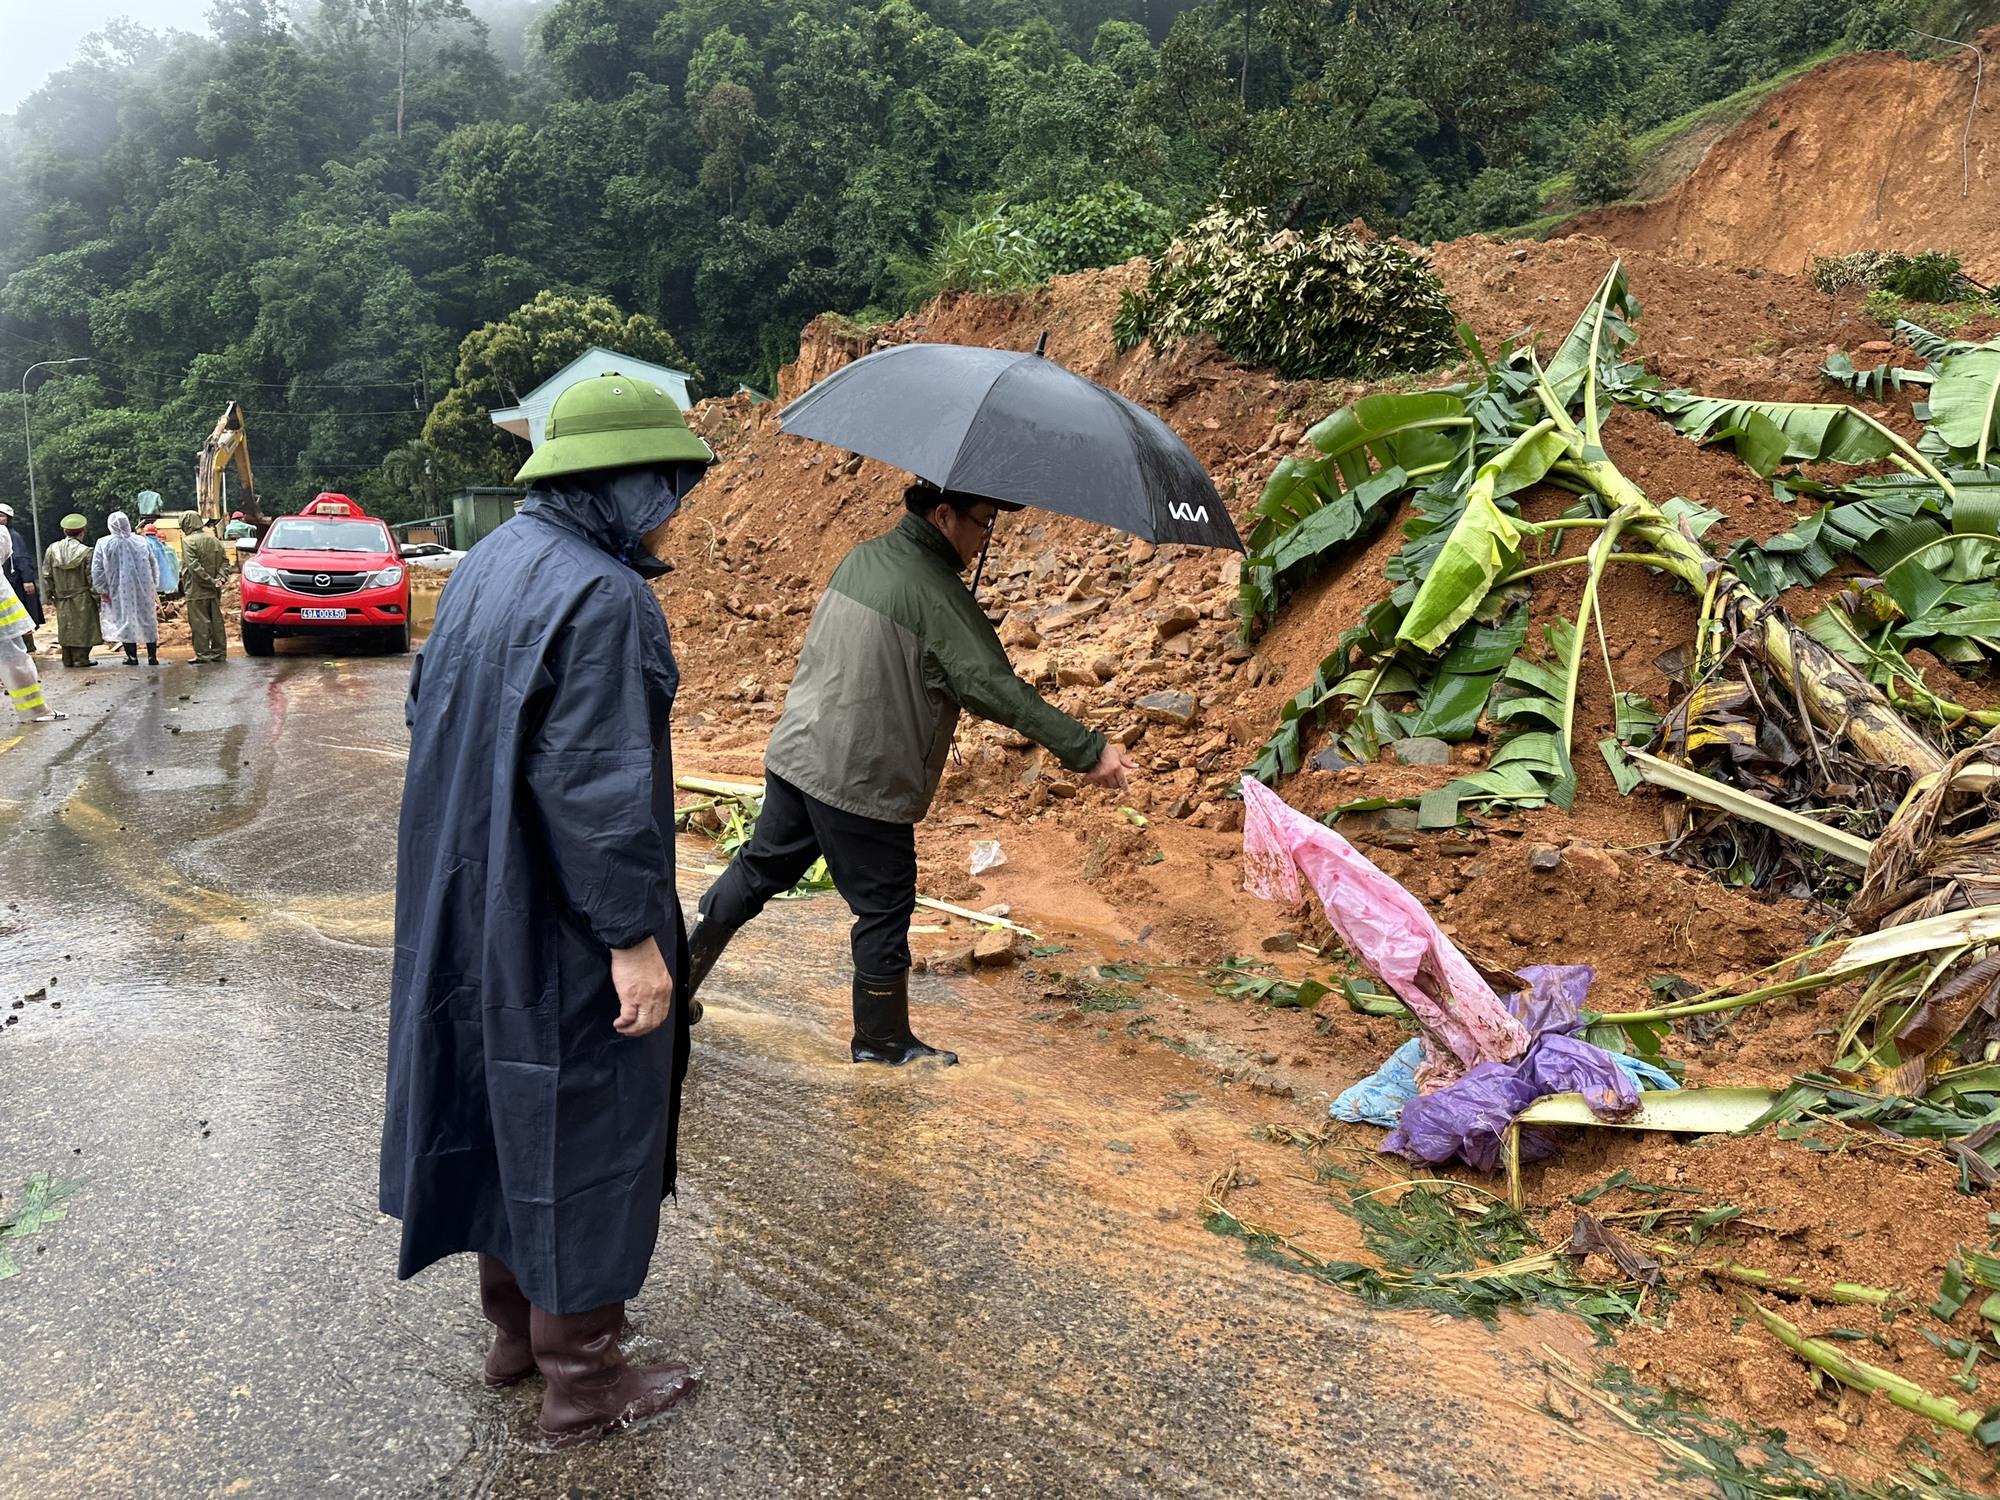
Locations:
301;608;347;621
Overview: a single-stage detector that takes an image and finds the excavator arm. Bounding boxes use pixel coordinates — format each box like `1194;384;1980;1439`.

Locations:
196;402;262;525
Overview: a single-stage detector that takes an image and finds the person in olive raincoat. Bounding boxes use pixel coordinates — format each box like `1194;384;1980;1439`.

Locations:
178;512;229;663
42;515;96;668
380;372;713;1451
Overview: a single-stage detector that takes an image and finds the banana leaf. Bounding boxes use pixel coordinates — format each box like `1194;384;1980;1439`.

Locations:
1239;390;1471;633
1396;426;1565;651
1927;340;2000;468
1896;319;1970;363
1543;261;1640;412
1655;393;1900;468
1409;603;1530;740
1823;351;1934;400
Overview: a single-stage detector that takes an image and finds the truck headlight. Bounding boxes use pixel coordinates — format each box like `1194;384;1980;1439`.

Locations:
366;565;405;589
242;561;279;585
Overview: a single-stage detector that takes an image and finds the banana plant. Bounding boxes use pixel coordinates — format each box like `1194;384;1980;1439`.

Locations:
1247;261;1957;811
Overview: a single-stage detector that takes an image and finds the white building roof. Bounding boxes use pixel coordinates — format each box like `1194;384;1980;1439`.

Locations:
490;346;696;448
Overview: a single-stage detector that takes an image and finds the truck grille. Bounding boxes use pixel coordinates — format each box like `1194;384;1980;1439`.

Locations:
276;569;367;595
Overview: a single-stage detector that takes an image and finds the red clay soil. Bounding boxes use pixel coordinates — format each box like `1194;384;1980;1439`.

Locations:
1570;32;2000;282
660;243;2000;1491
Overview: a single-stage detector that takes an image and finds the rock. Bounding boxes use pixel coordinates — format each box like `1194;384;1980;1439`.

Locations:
1222;643;1254;664
1855;340;1893;355
1090;654;1117;682
1338;806;1421;834
1260;933;1299;953
1217;556;1242;587
999;615;1042;649
1563;844;1622;882
1310;744;1359;772
1168;794;1195;819
1042;597;1109;631
1128;539;1157;565
933;943;978;974
1128;576;1161;605
1115;723;1146;747
1138;690;1198;727
972;930;1017;967
1388;736;1451;766
1056;662;1098;688
1435;839;1480;857
1161;632;1195;657
1155;603;1200;640
1047;780;1079;799
1529;844;1562;872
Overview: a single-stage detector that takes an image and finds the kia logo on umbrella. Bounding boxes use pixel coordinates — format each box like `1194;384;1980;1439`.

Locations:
314;573;330;587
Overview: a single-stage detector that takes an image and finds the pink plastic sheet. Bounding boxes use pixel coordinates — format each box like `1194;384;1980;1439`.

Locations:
1241;776;1528;1078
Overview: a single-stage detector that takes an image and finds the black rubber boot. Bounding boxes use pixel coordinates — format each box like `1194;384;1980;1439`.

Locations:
851;970;957;1066
682;919;736;1025
122;643;138;665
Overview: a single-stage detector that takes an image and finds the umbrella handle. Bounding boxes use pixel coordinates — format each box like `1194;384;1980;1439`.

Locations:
970;530;992;599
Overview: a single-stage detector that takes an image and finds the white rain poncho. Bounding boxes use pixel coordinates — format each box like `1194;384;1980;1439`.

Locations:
91;512;160;645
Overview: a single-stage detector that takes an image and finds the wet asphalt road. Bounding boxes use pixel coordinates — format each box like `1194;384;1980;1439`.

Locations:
0;651;1658;1499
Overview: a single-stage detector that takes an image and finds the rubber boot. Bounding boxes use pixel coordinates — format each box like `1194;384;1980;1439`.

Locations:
531;1302;697;1450
478;1253;536;1389
146;641;159;667
122;643;138;665
682;919;737;1025
851;970;958;1066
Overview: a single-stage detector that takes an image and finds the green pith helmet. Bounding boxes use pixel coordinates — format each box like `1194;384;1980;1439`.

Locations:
513;372;713;484
60;513;87;531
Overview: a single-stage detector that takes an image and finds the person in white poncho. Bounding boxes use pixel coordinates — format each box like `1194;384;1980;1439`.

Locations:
92;511;160;666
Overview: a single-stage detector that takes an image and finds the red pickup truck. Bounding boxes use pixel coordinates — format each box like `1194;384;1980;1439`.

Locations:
237;494;412;656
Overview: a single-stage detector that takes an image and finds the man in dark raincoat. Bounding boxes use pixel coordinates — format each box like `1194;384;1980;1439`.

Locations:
380;372;712;1450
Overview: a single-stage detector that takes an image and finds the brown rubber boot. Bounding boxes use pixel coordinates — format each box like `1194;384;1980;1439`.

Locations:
531;1302;697;1450
478;1254;536;1388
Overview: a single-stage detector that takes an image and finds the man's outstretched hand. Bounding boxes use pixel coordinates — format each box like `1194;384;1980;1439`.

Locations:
1083;743;1139;790
610;936;676;1036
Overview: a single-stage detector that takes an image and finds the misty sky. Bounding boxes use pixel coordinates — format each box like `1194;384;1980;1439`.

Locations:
0;0;215;112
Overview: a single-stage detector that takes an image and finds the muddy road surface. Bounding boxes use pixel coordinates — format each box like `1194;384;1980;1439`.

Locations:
0;653;1656;1498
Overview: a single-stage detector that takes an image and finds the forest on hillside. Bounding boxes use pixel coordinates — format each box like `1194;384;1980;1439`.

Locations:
0;0;1978;527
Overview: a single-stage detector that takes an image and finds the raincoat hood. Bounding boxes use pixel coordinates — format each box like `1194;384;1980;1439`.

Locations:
108;512;133;538
518;462;704;577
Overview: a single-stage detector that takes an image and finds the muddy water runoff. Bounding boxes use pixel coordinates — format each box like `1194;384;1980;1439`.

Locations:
0;654;1656;1497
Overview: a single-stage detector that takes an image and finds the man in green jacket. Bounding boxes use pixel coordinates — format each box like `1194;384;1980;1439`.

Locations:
686;483;1137;1065
179;511;230;663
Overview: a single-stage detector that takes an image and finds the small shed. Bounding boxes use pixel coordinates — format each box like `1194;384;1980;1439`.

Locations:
490;347;698;449
450;486;524;550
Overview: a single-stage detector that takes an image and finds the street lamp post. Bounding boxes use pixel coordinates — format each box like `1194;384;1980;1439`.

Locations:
19;357;89;570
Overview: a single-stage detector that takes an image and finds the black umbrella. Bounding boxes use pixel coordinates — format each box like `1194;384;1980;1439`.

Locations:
778;339;1244;552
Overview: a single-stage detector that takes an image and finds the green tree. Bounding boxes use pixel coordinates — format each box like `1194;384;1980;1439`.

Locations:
1568;116;1636;205
423;291;702;481
363;0;475;138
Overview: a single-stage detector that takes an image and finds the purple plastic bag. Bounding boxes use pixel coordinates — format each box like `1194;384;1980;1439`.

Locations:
1381;962;1640;1172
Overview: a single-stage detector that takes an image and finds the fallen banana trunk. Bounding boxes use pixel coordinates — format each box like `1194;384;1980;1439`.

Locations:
1624;748;1874;866
1736;1291;2000;1446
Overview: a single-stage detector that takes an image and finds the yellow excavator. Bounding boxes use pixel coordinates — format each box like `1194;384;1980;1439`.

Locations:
195;402;264;527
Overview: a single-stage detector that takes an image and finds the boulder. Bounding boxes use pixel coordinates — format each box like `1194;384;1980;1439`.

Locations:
972;930;1017;967
1137;691;1198;727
